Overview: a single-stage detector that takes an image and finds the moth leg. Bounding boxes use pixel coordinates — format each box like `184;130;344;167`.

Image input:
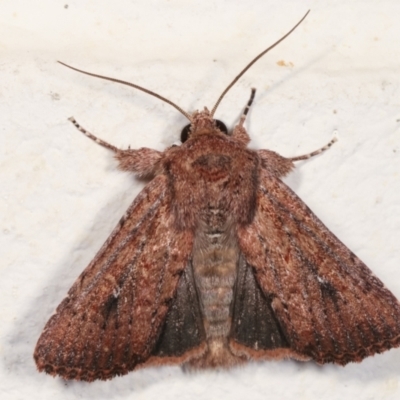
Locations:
68;117;162;177
115;147;162;176
288;137;337;162
231;88;256;145
258;137;337;178
257;150;295;178
68;117;119;152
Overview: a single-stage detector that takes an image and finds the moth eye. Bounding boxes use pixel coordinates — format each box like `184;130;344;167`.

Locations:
180;120;228;143
181;124;191;143
214;119;228;135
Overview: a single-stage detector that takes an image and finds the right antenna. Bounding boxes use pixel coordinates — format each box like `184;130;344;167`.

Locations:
210;10;310;117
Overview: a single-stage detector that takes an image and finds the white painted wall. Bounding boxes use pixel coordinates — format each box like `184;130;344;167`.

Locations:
1;1;400;399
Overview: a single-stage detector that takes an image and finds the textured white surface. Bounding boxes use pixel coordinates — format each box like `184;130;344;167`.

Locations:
1;0;400;399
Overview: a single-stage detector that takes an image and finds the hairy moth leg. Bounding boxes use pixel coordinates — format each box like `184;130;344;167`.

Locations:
68;117;162;177
258;137;337;178
289;137;338;162
231;88;256;145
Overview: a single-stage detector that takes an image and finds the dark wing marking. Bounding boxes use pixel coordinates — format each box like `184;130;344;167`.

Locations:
149;260;206;364
230;255;293;360
34;175;194;381
237;169;400;364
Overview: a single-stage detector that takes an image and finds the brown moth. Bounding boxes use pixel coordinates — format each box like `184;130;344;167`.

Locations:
35;10;400;381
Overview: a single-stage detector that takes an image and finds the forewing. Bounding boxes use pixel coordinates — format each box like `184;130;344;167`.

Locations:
34;175;194;380
237;169;400;364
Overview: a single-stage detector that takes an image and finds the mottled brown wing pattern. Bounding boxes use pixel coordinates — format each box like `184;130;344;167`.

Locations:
34;175;194;381
237;169;400;365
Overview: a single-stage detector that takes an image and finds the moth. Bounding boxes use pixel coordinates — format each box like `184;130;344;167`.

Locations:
35;11;400;382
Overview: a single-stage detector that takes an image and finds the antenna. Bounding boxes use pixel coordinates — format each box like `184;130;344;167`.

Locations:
210;10;310;116
57;61;192;121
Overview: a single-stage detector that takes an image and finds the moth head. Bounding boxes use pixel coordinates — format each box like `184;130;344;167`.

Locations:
180;108;228;143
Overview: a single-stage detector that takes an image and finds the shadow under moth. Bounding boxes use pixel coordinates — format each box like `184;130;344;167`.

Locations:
35;11;400;381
